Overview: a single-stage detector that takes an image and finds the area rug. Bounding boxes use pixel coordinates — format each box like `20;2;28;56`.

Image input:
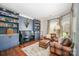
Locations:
21;42;50;56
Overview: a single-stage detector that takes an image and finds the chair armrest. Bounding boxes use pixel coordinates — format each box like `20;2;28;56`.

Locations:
54;43;72;52
50;41;72;50
50;42;72;52
62;46;72;52
50;42;62;49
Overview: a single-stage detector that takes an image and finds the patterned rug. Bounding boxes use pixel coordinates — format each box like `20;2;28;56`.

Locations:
21;42;50;56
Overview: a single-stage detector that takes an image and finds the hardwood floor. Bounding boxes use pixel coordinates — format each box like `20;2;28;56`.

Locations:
0;40;37;56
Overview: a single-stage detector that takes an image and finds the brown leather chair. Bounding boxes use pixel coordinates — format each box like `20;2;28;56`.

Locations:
50;38;74;56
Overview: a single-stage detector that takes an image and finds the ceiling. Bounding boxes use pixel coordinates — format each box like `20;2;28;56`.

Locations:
0;3;72;19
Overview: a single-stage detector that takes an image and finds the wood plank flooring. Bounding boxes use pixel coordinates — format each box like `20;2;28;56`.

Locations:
0;40;37;56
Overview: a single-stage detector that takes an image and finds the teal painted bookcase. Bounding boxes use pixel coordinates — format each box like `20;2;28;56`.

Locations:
0;7;19;51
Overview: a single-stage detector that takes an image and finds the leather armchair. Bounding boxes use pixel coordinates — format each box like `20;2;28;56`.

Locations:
49;38;74;56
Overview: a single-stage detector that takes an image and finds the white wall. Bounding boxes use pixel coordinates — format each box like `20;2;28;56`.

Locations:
73;4;77;33
40;19;48;36
74;3;79;56
19;16;27;30
19;16;33;31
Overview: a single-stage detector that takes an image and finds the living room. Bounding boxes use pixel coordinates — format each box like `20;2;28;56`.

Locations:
0;3;79;56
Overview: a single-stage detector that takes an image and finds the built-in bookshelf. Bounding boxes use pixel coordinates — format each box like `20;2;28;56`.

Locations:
0;7;19;34
33;19;40;40
0;7;19;51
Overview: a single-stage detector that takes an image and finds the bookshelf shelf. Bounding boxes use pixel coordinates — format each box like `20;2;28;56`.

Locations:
0;20;18;24
0;14;18;19
0;27;18;29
